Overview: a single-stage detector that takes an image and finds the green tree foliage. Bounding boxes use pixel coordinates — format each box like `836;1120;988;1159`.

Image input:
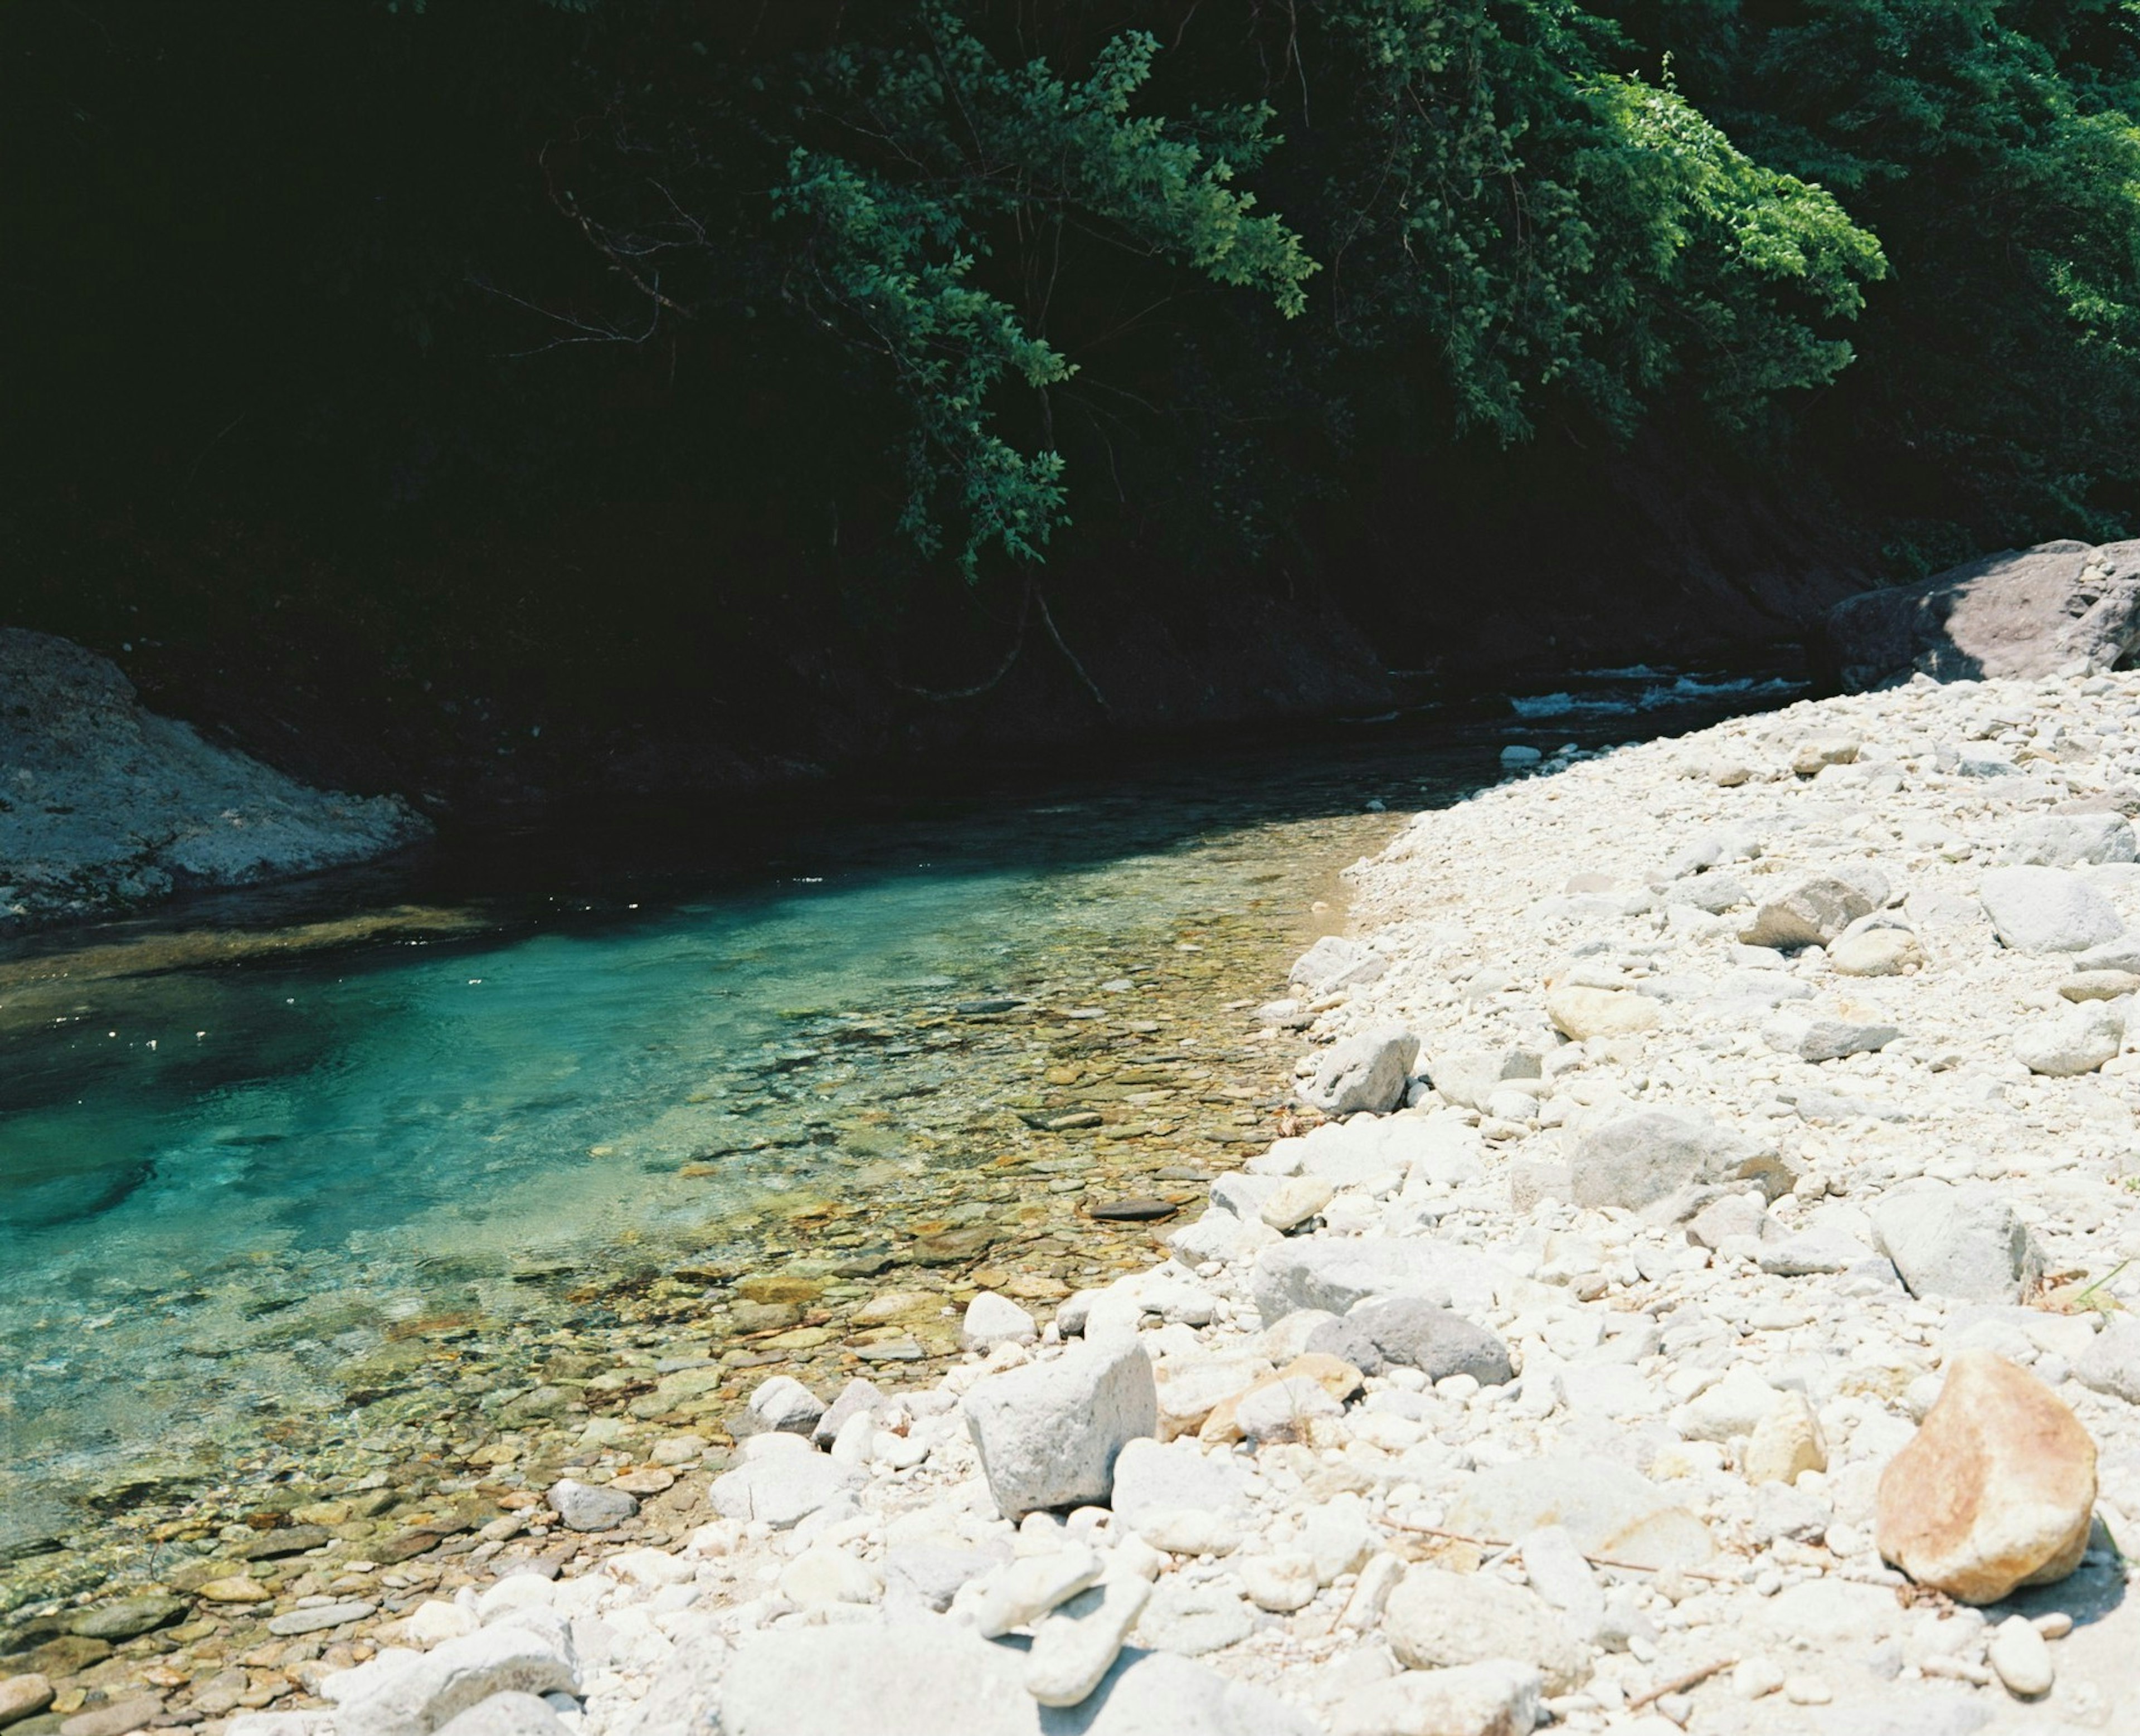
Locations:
1309;2;1886;440
770;14;1316;573
536;3;1892;577
14;0;2140;612
1628;0;2140;564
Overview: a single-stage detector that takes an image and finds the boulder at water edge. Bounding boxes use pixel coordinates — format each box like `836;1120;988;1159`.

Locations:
1875;1349;2097;1603
1818;536;2140;689
962;1337;1157;1519
1299;1025;1419;1116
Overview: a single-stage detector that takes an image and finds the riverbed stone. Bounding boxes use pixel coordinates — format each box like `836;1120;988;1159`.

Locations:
708;1452;864;1528
1344;1297;1512;1385
1135;1577;1256;1656
810;1377;885;1447
1252;1238;1452;1321
1300;1026;1419;1116
2059;967;2140;1000
60;1695;164;1736
1870;1181;2046;1303
1025;1577;1152;1707
1876;1349;2097;1603
2001;812;2138;867
1108;1437;1251;1524
962;1291;1039;1351
972;1547;1105;1637
1740;871;1886;950
66;1596;186;1640
1443;1457;1715;1570
740;1374;825;1437
963;1336;1157;1518
432;1694;570;1736
1292;936;1389;995
1762;1010;1900;1062
1569;1110;1728;1211
1260;1174;1335;1232
1382;1567;1589;1693
0;1677;54;1730
1987;1615;2055;1698
267;1599;378;1636
337;1623;579;1736
1744;1390;1829;1486
2073;1316;2140;1402
1545;985;1660;1041
2012;999;2123;1075
545;1479;638;1532
1979;865;2126;954
1426;1047;1541;1112
1328;1661;1543;1736
1830;926;1925;976
1239;1553;1319;1613
717;1623;1035;1736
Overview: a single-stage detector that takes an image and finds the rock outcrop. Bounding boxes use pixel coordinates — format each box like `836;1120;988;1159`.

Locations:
1821;537;2140;690
0;628;426;927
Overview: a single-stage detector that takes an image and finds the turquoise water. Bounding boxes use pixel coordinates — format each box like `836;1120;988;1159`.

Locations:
0;734;1460;1572
0;672;1798;1601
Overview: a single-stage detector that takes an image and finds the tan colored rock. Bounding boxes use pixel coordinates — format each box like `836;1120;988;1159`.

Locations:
195;1577;273;1604
1744;1391;1828;1486
1259;1174;1335;1232
1792;737;1861;777
1152;1351;1270;1441
1875;1350;2097;1603
2061;969;2140;1002
852;1290;940;1326
1545;985;1660;1042
1830;928;1924;977
1198;1351;1362;1445
0;1675;55;1730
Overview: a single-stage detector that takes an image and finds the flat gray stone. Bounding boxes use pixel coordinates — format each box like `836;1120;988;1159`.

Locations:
1343;1297;1512;1385
337;1625;578;1736
1569;1110;1729;1210
1763;1012;1900;1063
1251;1238;1451;1321
1443;1456;1715;1570
1382;1567;1589;1693
432;1694;571;1736
1979;865;2125;954
544;1479;637;1533
1290;936;1387;995
708;1452;864;1529
2075;1317;2140;1403
1108;1438;1251;1525
714;1621;1317;1735
1870;1180;2046;1304
1132;1579;1256;1656
2001;813;2138;867
266;1600;377;1637
1739;870;1886;950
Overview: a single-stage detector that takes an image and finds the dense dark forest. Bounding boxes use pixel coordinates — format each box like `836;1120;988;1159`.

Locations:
11;1;2140;806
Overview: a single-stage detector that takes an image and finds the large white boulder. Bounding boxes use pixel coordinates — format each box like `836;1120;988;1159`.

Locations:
1979;865;2124;954
1870;1181;2046;1304
962;1339;1157;1519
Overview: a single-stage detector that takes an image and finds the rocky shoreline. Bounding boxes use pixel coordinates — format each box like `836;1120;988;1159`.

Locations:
0;630;426;932
14;668;2140;1735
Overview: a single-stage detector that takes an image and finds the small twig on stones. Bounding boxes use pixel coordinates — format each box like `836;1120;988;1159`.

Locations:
1385;1519;1737;1583
1627;1656;1737;1710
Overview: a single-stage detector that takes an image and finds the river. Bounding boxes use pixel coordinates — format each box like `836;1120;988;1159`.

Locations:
0;666;1798;1618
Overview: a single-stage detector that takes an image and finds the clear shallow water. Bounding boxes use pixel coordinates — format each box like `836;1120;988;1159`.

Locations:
0;672;1798;1607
